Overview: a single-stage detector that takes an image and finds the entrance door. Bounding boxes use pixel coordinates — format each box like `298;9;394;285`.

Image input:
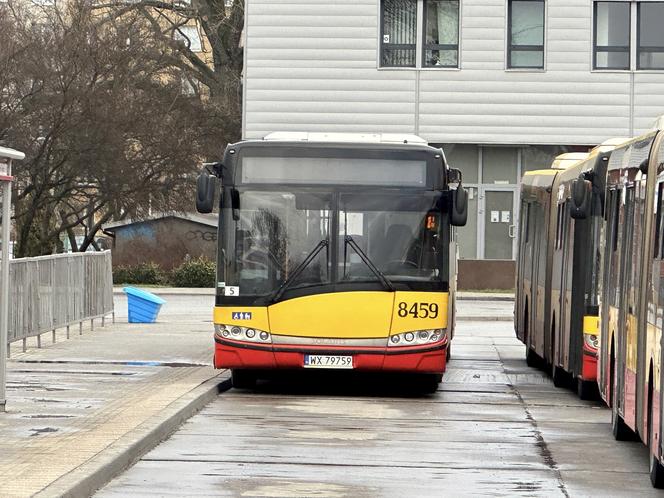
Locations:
481;188;516;259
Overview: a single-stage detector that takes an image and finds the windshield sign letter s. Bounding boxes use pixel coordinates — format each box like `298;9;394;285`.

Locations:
224;286;240;296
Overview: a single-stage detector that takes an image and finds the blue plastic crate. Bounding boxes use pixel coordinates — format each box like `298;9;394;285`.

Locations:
123;287;166;323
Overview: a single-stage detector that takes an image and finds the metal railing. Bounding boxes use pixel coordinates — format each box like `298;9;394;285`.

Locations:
4;251;114;354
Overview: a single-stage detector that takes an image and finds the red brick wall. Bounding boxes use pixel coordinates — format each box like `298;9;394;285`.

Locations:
458;259;515;290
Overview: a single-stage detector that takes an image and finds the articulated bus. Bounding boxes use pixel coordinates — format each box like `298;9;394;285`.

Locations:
195;133;468;392
515;153;594;395
596;127;664;486
516;145;624;400
547;143;625;399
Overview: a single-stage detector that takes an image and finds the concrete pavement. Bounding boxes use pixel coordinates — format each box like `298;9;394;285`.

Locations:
0;293;226;498
98;313;660;497
0;289;514;497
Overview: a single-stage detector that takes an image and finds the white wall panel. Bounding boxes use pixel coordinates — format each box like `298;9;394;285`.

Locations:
244;0;664;144
244;0;416;139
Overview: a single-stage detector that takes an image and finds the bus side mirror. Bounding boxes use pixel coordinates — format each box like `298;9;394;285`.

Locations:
448;168;462;185
571;176;591;220
196;172;216;213
451;186;468;226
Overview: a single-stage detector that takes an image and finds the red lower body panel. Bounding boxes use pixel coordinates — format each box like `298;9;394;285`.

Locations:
214;337;447;374
581;350;598;381
625;367;637;430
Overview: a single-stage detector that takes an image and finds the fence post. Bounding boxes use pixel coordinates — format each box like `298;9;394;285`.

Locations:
0;150;23;412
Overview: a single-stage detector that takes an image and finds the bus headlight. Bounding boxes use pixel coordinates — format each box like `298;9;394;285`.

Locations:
215;324;271;344
584;333;599;351
388;329;445;347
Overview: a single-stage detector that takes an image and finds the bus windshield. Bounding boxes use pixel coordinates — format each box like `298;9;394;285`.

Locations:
222;189;443;298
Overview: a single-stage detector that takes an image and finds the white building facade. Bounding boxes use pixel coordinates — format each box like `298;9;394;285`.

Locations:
242;0;664;259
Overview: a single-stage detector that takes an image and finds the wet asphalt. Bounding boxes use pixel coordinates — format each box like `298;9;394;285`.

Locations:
97;301;662;497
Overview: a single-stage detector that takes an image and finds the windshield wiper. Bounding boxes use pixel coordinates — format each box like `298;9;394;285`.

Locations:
344;235;395;292
270;239;329;303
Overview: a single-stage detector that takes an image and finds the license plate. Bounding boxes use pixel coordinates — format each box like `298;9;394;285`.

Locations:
303;355;353;369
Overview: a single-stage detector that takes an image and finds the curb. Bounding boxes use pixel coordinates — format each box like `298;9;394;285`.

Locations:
458;296;514;302
35;372;232;498
113;288;215;296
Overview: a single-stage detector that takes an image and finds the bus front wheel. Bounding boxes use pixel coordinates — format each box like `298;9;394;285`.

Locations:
418;374;441;394
611;390;634;441
526;348;540;368
577;378;598;401
231;369;257;389
650;449;664;488
649;378;664;487
552;365;567;388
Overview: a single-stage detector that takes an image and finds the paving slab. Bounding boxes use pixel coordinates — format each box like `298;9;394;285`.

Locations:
0;295;224;498
100;307;664;497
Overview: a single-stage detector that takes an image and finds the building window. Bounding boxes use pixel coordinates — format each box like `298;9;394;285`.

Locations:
638;2;664;69
380;0;460;69
594;2;630;70
507;0;545;69
381;0;417;67
175;26;202;53
423;0;460;67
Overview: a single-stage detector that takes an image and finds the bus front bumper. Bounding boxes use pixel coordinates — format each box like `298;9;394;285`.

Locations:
581;348;598;381
213;335;448;374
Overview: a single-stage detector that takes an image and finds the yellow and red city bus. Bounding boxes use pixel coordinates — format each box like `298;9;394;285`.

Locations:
547;144;622;399
596;128;664;486
515;153;590;388
515;167;559;370
195;133;467;392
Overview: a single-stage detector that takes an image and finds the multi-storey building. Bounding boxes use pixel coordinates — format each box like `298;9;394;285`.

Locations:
241;0;664;261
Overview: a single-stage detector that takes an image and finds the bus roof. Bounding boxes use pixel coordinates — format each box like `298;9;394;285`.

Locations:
262;132;428;145
551;152;589;169
522;169;558;186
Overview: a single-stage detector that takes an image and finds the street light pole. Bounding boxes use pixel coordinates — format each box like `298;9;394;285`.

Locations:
0;147;25;413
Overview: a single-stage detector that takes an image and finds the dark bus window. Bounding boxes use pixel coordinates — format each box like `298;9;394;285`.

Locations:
612;190;620;252
525;202;531;243
655;182;664;259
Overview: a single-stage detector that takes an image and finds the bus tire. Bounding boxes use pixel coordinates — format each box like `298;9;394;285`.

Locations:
526;348;540;368
648;373;664;488
650;452;664;489
577;378;598;401
419;374;441;394
446;344;452;362
552;366;567;388
231;369;257;389
611;392;634;441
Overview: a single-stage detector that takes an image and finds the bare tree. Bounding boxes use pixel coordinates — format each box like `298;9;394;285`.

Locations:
94;0;244;142
0;0;220;256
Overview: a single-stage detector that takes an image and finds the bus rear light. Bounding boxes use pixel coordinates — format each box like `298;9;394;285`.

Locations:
215;324;272;344
584;333;599;351
388;329;445;347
